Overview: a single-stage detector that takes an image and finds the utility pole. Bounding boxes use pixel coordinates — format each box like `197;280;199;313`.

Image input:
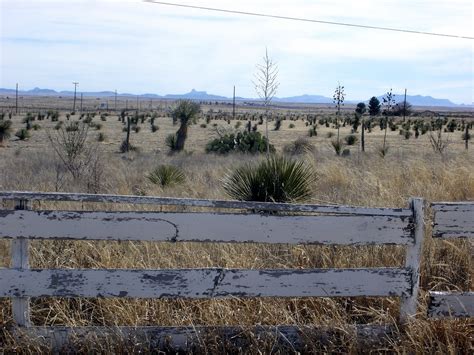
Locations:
232;85;236;120
136;95;139;113
72;82;79;113
114;90;117;112
15;83;18;115
403;88;407;122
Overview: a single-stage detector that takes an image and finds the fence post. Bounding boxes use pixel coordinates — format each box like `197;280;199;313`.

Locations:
11;199;31;327
400;197;424;323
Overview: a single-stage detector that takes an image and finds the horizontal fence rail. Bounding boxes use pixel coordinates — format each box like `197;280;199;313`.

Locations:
431;202;474;238
0;209;414;245
0;191;413;216
428;292;474;318
0;267;411;299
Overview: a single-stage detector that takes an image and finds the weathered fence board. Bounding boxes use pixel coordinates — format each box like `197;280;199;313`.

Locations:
431;203;474;238
0;268;411;298
0;191;412;216
428;292;474;318
14;325;395;352
0;210;414;245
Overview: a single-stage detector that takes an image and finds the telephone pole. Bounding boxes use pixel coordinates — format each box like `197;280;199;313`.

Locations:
232;85;236;120
403;88;407;122
15;83;18;114
72;82;79;113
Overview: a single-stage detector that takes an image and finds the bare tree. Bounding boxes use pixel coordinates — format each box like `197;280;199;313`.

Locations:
47;121;104;192
253;48;279;156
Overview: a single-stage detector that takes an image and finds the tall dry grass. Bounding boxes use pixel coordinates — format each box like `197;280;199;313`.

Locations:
0;144;473;353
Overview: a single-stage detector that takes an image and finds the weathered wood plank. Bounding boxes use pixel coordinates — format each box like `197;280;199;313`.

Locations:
0;210;414;245
11;199;31;327
13;325;395;352
400;198;425;322
428;291;474;318
0;268;411;298
431;203;474;238
0;191;412;216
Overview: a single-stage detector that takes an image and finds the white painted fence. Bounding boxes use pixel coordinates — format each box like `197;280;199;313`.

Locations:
428;202;474;318
0;191;470;349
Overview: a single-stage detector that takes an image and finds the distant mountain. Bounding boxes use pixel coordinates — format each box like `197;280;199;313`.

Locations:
375;94;457;107
0;87;469;107
164;89;228;101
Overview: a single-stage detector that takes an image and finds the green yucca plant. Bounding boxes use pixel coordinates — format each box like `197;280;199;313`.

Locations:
222;155;315;203
147;165;185;188
0;120;13;145
15;128;30;140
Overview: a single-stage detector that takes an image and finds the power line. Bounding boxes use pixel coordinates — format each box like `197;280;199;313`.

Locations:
143;1;473;40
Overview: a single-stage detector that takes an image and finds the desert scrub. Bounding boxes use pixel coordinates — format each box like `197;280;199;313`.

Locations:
0;120;13;145
15;128;30;140
147;165;185;187
222;155;315;202
283;137;315;155
206;131;274;155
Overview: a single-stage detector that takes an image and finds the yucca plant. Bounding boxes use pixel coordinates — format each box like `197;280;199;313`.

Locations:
0;120;13;145
15;128;30;140
222;155;315;203
147;165;185;188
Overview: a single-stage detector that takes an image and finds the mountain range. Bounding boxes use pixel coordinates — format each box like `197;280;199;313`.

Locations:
0;87;470;107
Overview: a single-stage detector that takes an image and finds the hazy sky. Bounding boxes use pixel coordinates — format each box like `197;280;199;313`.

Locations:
1;0;473;103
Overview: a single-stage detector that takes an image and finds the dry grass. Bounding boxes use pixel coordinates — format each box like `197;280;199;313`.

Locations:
0;109;473;353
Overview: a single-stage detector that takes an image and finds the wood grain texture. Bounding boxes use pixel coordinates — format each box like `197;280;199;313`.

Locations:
0;210;414;245
431;203;474;238
400;198;425;322
0;268;411;298
0;191;412;216
428;291;474;318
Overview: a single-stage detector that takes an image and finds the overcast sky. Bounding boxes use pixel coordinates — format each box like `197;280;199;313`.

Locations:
1;0;472;103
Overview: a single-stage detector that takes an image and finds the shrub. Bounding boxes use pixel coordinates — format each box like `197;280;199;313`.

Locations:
274;119;282;131
288;123;295;129
234;121;242;129
147;165;185;187
0;120;13;145
15;128;30;140
165;134;178;151
283;138;315;155
133;125;141;133
205;131;275;155
119;139;138;153
32;123;41;130
65;122;79;132
404;130;412;139
326;131;335;138
308;126;317;137
222;155;315;203
331;140;343;155
54;122;63;130
344;134;358;145
94;123;103;130
200;123;207;128
97;133;106;142
151;124;159;132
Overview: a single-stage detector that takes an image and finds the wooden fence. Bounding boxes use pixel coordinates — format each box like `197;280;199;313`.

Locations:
427;202;474;318
0;191;471;350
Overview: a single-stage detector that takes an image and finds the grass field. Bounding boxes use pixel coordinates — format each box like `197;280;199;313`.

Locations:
0;99;473;353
